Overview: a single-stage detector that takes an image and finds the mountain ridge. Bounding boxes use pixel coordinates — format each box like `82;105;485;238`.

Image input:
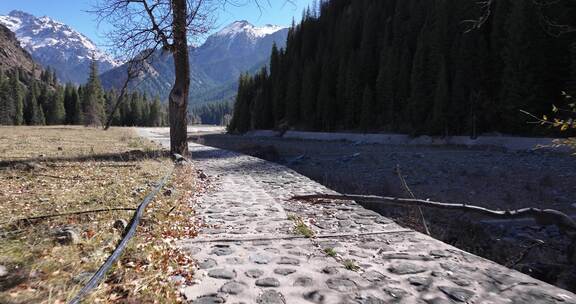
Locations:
100;20;288;105
0;10;119;84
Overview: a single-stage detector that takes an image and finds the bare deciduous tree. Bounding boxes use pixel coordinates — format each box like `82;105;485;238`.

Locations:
93;0;217;155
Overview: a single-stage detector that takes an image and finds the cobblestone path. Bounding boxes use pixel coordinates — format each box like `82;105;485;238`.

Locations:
138;129;576;304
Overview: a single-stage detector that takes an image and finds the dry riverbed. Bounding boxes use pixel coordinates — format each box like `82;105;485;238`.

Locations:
0;126;202;303
190;132;576;291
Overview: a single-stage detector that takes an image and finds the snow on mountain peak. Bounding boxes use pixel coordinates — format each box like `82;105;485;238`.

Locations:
216;20;285;39
0;10;119;83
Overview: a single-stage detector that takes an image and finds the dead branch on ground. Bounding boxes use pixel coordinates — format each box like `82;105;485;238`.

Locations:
395;164;430;235
291;194;576;235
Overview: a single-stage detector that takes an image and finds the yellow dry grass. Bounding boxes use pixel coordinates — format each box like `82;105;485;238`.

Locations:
0;126;198;304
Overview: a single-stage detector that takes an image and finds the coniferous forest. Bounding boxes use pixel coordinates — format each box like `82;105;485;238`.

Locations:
0;61;166;127
229;0;576;136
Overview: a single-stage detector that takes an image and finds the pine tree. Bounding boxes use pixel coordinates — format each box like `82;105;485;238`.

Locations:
148;97;162;126
360;86;375;132
47;87;65;125
499;0;547;133
0;75;14;125
83;58;106;127
430;59;450;135
10;70;24;125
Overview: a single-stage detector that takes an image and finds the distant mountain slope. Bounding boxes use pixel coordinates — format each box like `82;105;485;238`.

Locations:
0;23;36;76
0;10;119;84
100;21;288;105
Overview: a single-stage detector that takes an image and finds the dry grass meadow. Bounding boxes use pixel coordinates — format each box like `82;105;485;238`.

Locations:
0;126;201;303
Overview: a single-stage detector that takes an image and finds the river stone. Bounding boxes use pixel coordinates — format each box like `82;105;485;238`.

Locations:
322;266;340;275
225;257;244;265
438;286;475;302
257;290;286;304
208;269;236;280
408;276;432;290
197;258;217;269
382;287;411;301
211;246;233;256
250;253;272;264
245;269;264;278
274;268;296;276
220;281;245;295
304;291;326;303
253;240;272;246
256;277;281;287
294;276;313;286
326;277;358;293
278;257;300;265
388;263;427;275
362;270;388;282
192;294;226;304
359;296;386;304
358;241;391;251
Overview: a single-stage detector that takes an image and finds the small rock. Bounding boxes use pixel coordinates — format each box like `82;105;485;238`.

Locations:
199;171;208;179
250;253;272;264
244;269;264;278
274;268;296;276
192;294;226;304
322;266;340;275
362;270;388;282
220;281;245;295
388;263;427;275
382;287;410;300
326;277;358;292
408;276;432;291
113;219;128;230
207;269;236;280
0;265;8;277
197;258;217;269
211;245;233;256
293;276;313;286
304;291;326;303
163;188;173;197
57;147;63;151
256;277;280;287
55;228;80;245
277;257;299;265
257;290;286;304
438;286;475;302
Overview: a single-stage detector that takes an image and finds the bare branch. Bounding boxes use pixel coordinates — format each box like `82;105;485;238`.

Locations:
291;194;576;235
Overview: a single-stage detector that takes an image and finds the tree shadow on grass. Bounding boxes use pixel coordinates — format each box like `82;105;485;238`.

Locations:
0;149;172;168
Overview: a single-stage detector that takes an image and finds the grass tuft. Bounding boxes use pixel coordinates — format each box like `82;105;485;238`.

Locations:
343;259;360;271
324;247;337;257
289;216;314;238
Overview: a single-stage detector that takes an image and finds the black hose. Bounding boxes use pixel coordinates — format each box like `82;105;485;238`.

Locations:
68;166;174;304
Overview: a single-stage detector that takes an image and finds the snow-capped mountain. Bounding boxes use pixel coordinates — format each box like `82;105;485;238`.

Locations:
0;10;119;84
101;20;288;104
213;20;284;39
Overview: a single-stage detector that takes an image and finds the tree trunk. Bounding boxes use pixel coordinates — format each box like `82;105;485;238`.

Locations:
169;0;190;155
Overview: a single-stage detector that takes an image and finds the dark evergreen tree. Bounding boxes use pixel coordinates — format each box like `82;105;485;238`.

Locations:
46;87;65;125
83;58;106;126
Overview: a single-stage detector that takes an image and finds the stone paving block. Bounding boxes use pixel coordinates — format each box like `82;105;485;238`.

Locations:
138;131;576;304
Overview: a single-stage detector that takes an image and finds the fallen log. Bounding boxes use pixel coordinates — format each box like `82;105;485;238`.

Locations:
291;194;576;235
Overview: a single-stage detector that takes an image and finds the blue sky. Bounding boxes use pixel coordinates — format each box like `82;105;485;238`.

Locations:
0;0;314;47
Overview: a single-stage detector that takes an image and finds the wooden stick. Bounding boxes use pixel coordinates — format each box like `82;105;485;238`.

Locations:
395;164;431;235
291;194;576;234
1;208;137;226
